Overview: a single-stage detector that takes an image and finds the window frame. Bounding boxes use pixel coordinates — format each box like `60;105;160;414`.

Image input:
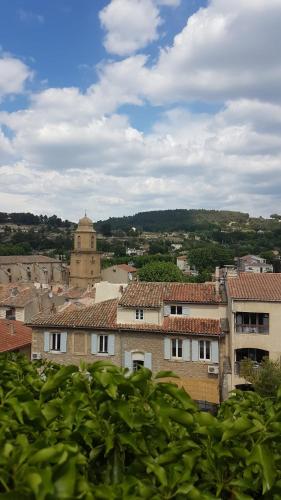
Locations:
98;334;109;354
170;305;183;315
135;308;144;320
51;333;61;352
171;338;183;359
199;340;211;361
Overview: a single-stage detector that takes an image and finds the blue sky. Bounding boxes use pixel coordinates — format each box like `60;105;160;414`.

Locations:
0;0;281;221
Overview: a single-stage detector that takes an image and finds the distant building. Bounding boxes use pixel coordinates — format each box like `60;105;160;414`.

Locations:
236;255;273;274
0;255;68;285
0;284;64;323
101;264;137;284
177;255;198;276
69;215;101;288
0;319;32;358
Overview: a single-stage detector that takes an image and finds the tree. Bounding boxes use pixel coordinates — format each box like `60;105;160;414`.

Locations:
138;261;184;282
188;246;234;272
240;357;281;399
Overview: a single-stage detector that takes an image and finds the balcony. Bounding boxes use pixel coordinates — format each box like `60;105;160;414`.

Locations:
234;348;269;375
235;324;268;334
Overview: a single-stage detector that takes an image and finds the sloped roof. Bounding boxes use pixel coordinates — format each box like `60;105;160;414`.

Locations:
0;320;32;352
0;284;43;307
116;264;137;273
118;282;224;307
29;298;221;336
228;273;281;301
0;255;60;264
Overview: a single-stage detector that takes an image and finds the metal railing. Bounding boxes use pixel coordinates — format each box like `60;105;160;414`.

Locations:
235;324;268;334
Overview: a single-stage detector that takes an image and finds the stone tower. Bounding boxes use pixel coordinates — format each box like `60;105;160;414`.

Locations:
69;215;101;288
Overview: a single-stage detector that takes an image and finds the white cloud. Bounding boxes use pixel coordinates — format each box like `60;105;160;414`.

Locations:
18;9;44;24
99;0;161;56
0;55;32;99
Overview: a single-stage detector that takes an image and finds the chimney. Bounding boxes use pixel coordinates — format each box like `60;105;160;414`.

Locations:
215;266;220;294
9;322;15;335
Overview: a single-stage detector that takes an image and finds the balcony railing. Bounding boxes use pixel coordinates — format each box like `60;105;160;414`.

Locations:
235;324;268;334
234;361;261;376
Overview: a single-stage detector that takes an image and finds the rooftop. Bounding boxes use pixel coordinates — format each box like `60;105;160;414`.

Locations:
0;255;60;265
0;319;32;352
29;298;222;336
0;284;44;307
119;282;224;308
228;273;281;301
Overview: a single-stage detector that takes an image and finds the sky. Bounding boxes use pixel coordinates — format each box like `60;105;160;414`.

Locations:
0;0;281;222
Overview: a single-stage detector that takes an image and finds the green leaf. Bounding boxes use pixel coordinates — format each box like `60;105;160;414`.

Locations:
154;370;179;379
246;444;276;493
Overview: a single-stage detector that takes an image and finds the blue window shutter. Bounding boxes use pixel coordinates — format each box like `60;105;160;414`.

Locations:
124;351;132;371
182;306;190;316
108;334;115;355
191;339;199;361
164;337;171;359
211;340;219;363
60;332;67;353
91;334;98;354
182;339;190;361
144;352;152;370
44;331;50;352
164;305;170;316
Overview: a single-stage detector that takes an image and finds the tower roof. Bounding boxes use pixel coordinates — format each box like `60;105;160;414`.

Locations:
78;215;93;227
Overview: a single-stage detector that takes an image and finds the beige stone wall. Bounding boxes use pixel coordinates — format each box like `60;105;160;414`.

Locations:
101;267;129;284
228;299;281;390
69;252;101;288
32;328;220;403
0;261;66;285
117;306;162;325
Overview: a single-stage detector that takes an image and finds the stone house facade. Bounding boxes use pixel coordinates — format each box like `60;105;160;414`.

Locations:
30;282;228;405
0;255;68;285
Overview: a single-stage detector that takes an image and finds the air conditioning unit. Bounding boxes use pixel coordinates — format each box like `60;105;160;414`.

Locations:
32;353;42;360
208;365;219;375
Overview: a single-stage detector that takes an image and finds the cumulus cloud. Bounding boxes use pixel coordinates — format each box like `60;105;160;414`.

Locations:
0;55;32;99
99;0;161;56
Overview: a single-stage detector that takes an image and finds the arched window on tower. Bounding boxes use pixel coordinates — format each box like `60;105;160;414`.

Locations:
77;235;81;249
91;235;95;249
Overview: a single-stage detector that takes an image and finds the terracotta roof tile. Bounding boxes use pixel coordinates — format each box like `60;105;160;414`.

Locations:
0;255;60;264
228;273;281;301
29;298;221;336
0;319;32;352
117;264;137;273
0;285;43;307
119;282;223;307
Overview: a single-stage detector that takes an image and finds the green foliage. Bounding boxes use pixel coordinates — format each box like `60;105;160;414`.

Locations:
240;358;281;399
138;261;184;282
0;243;32;255
188;246;234;272
1;355;281;498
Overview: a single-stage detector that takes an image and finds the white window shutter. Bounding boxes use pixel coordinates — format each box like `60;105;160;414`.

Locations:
164;305;170;316
124;351;132;371
182;306;190;317
144;352;152;370
182;339;190;361
44;331;50;352
108;334;115;355
60;332;67;353
164;337;171;359
211;340;219;363
91;334;98;354
191;339;199;361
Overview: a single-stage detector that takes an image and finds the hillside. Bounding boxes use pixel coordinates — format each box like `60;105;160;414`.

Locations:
96;209;250;233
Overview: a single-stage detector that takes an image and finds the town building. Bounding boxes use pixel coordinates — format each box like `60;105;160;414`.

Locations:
101;264;137;284
0;319;32;357
0;255;68;285
236;255;273;274
0;284;64;323
30;281;228;406
226;273;281;392
69;215;102;288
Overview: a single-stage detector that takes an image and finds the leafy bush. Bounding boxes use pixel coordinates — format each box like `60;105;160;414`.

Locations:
1;354;281;499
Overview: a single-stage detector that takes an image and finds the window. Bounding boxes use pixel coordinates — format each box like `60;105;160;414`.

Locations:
199;340;211;361
98;335;108;353
136;309;144;320
235;312;269;334
171;305;183;315
6;307;16;320
91;236;95;249
171;339;183;358
133;359;144;371
77;235;81;249
51;333;61;351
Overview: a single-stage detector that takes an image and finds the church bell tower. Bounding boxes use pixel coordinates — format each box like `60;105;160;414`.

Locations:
69;215;101;288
